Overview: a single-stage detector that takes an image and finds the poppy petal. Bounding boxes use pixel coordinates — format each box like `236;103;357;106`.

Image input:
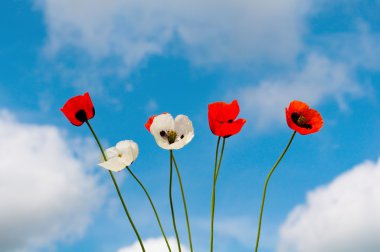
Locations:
208;100;240;122
145;115;157;132
83;92;95;119
211;118;246;137
116;140;139;161
98;157;126;172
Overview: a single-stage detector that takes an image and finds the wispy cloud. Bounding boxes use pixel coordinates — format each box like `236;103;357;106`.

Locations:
232;53;365;131
215;216;256;247
278;158;380;252
36;0;312;72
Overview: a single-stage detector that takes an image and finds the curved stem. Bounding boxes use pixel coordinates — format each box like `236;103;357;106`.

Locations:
169;150;182;252
210;137;226;252
85;121;146;252
254;131;296;252
171;152;194;252
126;166;172;252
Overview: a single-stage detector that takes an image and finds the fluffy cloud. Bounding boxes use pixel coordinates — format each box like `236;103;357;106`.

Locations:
36;0;312;70
277;158;380;252
0;110;105;251
233;54;364;130
117;237;190;252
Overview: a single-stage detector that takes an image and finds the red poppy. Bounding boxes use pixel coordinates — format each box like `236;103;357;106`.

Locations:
285;100;323;135
208;100;246;137
61;92;95;126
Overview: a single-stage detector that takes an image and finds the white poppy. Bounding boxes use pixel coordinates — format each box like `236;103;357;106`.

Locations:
149;113;194;150
98;140;139;172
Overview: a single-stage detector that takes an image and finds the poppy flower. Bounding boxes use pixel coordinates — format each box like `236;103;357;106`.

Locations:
285;100;323;135
145;112;168;132
61;92;95;126
98;140;139;172
208;100;246;137
146;113;194;150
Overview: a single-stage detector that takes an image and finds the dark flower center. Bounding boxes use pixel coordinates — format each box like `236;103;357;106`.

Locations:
160;130;178;144
167;131;177;144
291;113;312;129
228;119;233;123
75;109;88;122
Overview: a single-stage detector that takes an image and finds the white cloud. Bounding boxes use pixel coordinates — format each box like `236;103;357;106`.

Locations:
233;53;364;131
277;158;380;252
117;237;190;252
215;216;255;247
36;0;312;71
0;110;105;252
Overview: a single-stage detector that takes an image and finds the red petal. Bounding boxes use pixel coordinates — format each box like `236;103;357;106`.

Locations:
145;115;157;132
208;100;240;122
210;118;246;137
61;92;95;126
83;92;95;119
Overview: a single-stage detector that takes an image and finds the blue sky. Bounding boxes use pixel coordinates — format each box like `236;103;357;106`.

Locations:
1;0;380;252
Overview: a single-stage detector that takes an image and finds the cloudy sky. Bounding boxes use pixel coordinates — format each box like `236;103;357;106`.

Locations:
0;0;379;251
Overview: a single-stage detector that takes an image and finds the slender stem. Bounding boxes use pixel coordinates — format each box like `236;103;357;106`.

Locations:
210;137;226;252
85;121;146;252
126;166;172;252
210;136;221;252
171;152;194;252
169;150;182;252
214;137;221;180
254;131;296;252
215;138;226;181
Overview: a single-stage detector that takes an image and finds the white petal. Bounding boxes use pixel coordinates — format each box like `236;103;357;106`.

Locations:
150;113;175;137
120;149;135;166
174;114;194;148
98;157;126;172
153;137;172;150
129;141;139;161
174;115;194;138
116;140;132;152
169;140;186;150
116;140;139;162
100;147;119;162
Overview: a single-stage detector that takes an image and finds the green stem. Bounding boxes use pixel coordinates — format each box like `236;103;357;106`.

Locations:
169;150;182;252
126;166;172;252
210;137;225;252
215;138;226;181
254;131;296;252
171;152;194;252
85;121;146;252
